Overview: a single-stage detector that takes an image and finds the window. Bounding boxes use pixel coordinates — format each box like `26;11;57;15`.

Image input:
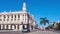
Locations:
23;14;24;16
7;15;9;18
15;15;16;18
23;14;24;18
11;15;13;18
18;14;20;18
7;19;9;21
4;19;5;21
0;19;2;21
21;22;23;24
14;19;16;20
4;15;6;18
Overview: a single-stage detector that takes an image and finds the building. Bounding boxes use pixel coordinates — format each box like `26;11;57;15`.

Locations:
0;2;36;31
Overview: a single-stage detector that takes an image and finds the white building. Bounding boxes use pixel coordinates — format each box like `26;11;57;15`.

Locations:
0;2;36;31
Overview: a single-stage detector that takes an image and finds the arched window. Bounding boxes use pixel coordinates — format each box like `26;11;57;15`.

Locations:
18;14;20;18
4;15;6;18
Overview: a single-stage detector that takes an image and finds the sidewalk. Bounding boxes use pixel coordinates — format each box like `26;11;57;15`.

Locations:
30;29;38;33
0;30;22;32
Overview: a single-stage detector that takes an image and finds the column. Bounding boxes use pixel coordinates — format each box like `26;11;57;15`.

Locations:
4;25;7;30
8;25;11;29
13;15;14;21
16;14;18;20
19;25;23;31
6;15;7;21
1;25;3;30
12;25;15;30
25;25;27;28
15;25;18;30
2;15;4;21
3;25;5;30
9;15;11;21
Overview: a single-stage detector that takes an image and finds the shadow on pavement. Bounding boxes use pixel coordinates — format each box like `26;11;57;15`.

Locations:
53;30;60;33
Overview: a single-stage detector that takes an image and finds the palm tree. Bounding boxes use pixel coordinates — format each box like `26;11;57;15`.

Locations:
40;17;49;29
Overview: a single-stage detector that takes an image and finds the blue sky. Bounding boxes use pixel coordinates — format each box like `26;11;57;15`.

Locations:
0;0;60;27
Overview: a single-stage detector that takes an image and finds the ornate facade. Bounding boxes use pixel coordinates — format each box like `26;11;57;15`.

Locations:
0;2;36;31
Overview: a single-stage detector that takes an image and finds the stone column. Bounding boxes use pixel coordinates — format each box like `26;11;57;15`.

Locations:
6;15;7;21
2;15;4;21
8;25;11;29
1;25;3;30
15;25;18;30
12;25;15;30
13;15;15;21
4;25;7;30
16;14;18;20
25;25;27;28
19;25;23;31
3;25;5;30
9;15;11;21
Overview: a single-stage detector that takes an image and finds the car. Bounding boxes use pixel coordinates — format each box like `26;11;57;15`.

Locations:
22;28;30;33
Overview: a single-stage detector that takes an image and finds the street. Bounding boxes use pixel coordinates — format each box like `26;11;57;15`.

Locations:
0;30;60;34
25;30;60;34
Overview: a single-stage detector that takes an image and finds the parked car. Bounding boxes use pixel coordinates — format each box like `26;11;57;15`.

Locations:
22;28;30;33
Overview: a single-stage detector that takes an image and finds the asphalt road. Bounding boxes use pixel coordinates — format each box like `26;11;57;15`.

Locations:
25;31;60;34
0;30;60;34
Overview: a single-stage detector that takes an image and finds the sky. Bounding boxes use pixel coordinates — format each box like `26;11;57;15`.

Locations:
0;0;60;27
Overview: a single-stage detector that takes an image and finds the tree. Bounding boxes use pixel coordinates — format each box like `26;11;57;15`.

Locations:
55;22;60;30
45;24;53;30
45;22;56;30
40;17;49;28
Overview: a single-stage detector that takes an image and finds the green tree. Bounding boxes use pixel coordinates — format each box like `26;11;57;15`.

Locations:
55;22;60;30
45;24;53;30
45;22;56;30
40;17;49;28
